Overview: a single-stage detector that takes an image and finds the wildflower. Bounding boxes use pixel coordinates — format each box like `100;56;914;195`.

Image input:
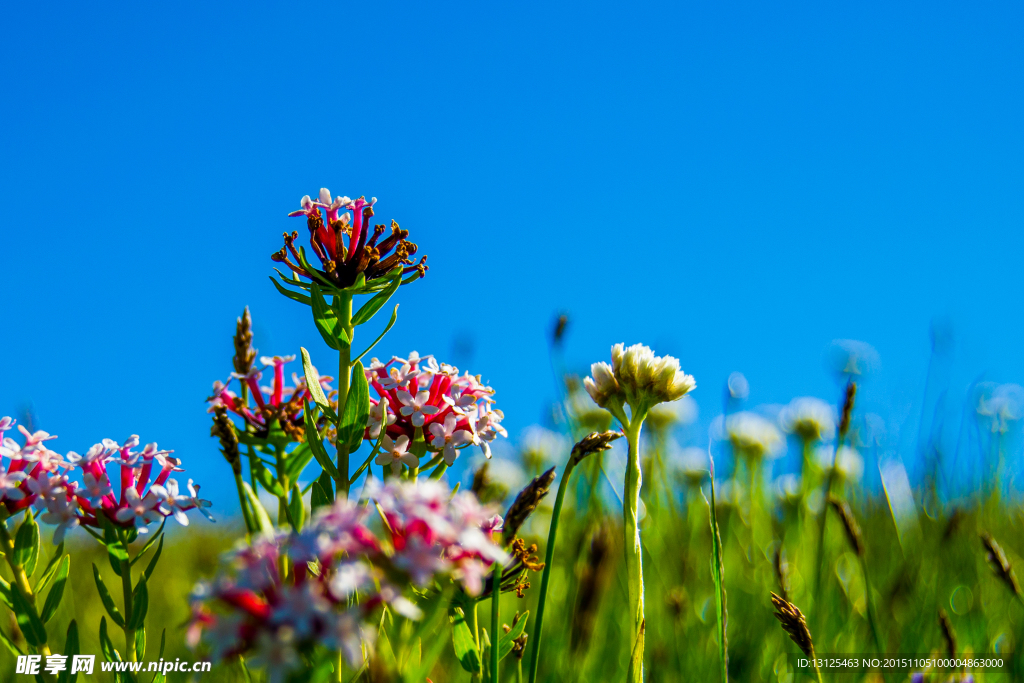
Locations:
364;353;505;465
829;339;880;377
189;480;505;674
428;414;474;465
397;389;440;427
274;190;427;290
726;412;785;460
976;382;1024;434
780;397;836;443
374;435;418;475
209;353;330;441
115;487;164;533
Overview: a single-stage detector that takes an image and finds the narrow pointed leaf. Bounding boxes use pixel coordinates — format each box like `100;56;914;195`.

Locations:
127;576;149;630
92;563;125;628
98;616;121;663
241;482;274;538
0;625;22;656
311;282;349;350
36;542;66;592
13;510;40;577
497;611;529;661
352;304;400;365
135;626;146;661
41;555;70;623
338;361;371;454
10;585;47;646
288;483;305;532
130;522;165;566
300;348;337;420
304;402;341;481
310;481;329;512
317;469;334;504
269;276;312;306
352;267;402;325
284;442;314;484
57;620;78;683
144;534;164;582
449;607;482;673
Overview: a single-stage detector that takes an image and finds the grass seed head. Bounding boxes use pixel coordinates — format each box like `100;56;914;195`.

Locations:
210;405;241;474
233;306;257;376
503;466;556;543
828;495;865;556
770;592;816;659
980;531;1022;597
570;430;623;467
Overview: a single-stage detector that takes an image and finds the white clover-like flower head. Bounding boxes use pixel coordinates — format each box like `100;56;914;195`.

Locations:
780;397;836;443
726;412;784;460
586;343;695;417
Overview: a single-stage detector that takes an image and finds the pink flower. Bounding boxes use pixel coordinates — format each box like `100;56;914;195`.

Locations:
428;414;474;465
374;435;418;475
114;487;164;533
396;389;440;427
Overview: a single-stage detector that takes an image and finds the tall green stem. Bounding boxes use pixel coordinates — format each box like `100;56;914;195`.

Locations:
527;454;578;683
490;560;501;683
623;418;646;682
117;535;137;663
337;293;353;497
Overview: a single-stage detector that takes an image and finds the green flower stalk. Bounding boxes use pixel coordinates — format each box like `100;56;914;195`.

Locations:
584;343;695;680
271;189;428;500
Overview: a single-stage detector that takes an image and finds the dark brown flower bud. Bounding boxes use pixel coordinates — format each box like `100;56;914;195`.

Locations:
980;531;1022;598
233;307;257;376
210;405;241;474
570;430;623;467
503;467;556;544
827;495;864;556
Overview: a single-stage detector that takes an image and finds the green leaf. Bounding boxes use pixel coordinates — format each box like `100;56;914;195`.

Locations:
0;625;22;656
239;656;253;683
98;616;121;662
135;626;146;661
269;276;312;306
294;246;338;290
705;474;729;683
300;347;337;420
352;267;402;325
338;361;371;455
92;563;125;628
10;583;47;646
143;534;164;582
311;282;350;350
304;401;341;481
41;555;70;623
36;542;66;592
253;460;285;496
13;509;40;577
101;516;129;578
57;620;78;683
449;607;482;673
317;469;334;504
288;483;306;532
130;522;165;566
352;304;400;365
127;576;149;630
284;442;314;485
310;481;330;512
0;576;14;611
497;610;529;661
241;482;274;538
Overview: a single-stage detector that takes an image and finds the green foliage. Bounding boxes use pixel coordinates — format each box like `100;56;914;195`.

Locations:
14;510;40;577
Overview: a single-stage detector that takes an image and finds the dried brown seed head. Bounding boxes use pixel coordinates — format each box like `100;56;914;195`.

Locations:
770;592;816;659
503;467;556;543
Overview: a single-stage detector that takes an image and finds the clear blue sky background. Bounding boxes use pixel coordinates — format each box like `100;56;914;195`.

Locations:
3;2;1023;513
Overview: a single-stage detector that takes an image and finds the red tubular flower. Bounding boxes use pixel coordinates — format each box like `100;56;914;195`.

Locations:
273;190;428;290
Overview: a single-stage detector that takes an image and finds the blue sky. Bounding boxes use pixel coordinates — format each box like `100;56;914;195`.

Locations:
3;1;1023;512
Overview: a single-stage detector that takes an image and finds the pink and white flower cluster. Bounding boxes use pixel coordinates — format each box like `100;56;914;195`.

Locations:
188;480;507;677
365;352;507;469
0;417;211;543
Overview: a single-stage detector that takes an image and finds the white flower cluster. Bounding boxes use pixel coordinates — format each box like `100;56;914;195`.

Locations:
585;343;696;415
